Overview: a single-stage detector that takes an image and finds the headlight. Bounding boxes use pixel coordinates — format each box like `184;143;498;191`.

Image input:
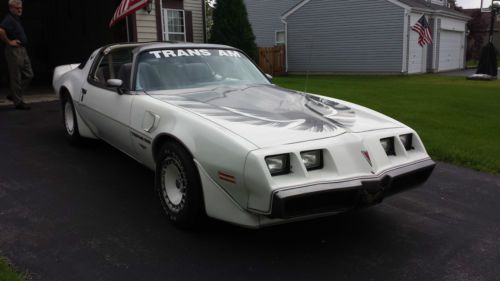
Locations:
265;154;290;176
380;137;396;156
399;133;413;150
300;150;323;171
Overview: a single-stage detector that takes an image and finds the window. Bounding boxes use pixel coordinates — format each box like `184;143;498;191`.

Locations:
163;9;186;42
89;47;134;87
276;31;285;45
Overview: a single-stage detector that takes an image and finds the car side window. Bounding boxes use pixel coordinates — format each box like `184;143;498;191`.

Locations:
89;47;134;88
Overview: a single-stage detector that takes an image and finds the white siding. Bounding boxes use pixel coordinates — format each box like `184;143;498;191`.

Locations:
184;0;204;43
136;4;157;42
431;0;445;6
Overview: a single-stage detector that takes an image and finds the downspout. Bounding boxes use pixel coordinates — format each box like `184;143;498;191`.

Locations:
159;0;164;40
202;0;207;43
281;17;289;73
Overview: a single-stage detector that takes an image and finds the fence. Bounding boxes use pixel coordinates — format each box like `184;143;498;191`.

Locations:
258;45;286;76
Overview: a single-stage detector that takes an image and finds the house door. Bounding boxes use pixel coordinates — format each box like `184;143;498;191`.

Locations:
408;14;428;74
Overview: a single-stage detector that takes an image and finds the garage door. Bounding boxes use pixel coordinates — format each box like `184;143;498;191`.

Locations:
438;30;464;71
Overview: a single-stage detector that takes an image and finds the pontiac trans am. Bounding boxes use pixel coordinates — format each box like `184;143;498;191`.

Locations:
52;42;435;228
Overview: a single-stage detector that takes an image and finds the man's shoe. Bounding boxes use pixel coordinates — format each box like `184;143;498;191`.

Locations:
15;102;31;110
6;95;14;102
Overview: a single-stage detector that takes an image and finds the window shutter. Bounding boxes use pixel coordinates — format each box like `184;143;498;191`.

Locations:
185;11;193;42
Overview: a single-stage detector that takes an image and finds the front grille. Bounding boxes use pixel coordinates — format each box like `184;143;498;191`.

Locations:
271;189;359;218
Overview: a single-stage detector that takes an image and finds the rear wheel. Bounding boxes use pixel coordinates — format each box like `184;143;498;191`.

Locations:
62;95;82;145
155;141;205;228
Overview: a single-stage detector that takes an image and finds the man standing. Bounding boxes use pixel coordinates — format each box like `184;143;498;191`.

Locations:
0;0;32;110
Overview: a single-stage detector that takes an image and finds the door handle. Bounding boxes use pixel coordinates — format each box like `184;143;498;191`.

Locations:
81;88;88;102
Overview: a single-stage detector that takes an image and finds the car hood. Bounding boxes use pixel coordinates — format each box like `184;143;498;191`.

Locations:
149;84;401;148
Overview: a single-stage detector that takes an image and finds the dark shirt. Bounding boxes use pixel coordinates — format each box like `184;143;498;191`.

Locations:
0;13;28;45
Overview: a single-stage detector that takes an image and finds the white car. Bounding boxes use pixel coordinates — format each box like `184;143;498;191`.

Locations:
53;42;435;228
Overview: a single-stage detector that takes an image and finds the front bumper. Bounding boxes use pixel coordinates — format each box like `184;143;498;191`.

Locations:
269;159;435;219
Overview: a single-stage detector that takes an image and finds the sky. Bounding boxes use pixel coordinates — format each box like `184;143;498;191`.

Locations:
456;0;487;8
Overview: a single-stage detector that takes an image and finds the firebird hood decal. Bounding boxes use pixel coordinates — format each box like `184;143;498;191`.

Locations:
152;85;357;132
149;85;399;147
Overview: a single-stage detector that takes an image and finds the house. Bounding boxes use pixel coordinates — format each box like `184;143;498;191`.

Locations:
244;0;470;74
132;0;205;43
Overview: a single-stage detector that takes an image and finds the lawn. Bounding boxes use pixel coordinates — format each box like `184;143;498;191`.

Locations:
274;74;500;175
0;258;27;281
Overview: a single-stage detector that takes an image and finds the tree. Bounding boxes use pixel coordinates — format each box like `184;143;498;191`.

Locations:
208;0;258;60
467;10;490;60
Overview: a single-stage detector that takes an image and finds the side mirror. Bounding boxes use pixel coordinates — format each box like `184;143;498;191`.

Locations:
107;79;123;87
106;79;126;95
265;73;273;81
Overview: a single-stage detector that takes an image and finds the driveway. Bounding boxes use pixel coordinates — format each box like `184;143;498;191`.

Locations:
1;101;500;281
439;67;500;79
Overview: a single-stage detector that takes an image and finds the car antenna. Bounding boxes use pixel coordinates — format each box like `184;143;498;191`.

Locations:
304;42;313;93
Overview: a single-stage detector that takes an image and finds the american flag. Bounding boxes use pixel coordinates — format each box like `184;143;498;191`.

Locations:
411;15;433;47
109;0;149;27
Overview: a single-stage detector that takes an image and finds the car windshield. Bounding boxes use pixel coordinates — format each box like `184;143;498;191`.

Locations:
135;48;270;91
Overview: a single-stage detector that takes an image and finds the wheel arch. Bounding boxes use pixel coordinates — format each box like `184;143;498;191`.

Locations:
59;86;98;139
152;133;194;163
59;86;70;100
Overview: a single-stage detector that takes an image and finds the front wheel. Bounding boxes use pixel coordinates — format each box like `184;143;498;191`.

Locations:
155;142;205;228
62;95;82;145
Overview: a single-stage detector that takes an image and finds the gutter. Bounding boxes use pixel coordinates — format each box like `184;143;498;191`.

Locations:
280;0;312;73
411;7;471;21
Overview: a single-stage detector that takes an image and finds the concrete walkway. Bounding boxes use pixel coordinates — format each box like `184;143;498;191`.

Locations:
0;87;58;107
439;67;500;79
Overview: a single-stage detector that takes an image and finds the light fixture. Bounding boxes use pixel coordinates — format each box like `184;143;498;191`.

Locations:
380;137;396;156
300;150;323;171
265;154;291;176
143;0;153;14
399;134;413;150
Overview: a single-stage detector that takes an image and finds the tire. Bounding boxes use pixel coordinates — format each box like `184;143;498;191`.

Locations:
155;141;205;228
62;95;82;145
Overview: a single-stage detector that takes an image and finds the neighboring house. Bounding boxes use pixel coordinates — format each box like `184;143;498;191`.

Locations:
244;0;470;74
133;0;205;43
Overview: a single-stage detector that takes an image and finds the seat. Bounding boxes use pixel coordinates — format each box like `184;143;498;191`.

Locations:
137;63;165;90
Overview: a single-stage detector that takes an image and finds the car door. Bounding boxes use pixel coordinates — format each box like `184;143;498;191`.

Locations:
78;47;136;155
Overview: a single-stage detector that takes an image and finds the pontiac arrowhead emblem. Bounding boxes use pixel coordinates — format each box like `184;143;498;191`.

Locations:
361;150;372;167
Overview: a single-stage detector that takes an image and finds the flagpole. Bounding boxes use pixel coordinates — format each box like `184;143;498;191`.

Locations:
126;16;130;42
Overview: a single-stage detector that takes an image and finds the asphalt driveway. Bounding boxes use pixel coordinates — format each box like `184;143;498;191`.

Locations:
1;101;499;281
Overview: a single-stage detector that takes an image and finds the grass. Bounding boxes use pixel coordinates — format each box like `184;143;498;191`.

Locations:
274;74;500;175
0;258;27;281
